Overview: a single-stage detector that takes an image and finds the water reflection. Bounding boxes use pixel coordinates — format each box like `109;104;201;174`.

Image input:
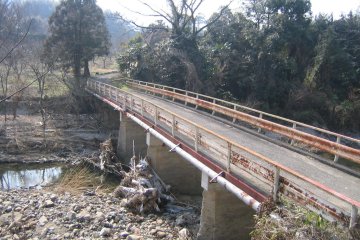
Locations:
0;164;63;190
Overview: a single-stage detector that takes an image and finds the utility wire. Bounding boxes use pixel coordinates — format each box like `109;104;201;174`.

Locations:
0;67;51;104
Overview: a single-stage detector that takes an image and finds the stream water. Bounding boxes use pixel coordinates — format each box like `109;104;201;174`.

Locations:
0;163;64;190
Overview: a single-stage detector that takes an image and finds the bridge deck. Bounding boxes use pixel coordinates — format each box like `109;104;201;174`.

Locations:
88;77;360;224
125;88;360;206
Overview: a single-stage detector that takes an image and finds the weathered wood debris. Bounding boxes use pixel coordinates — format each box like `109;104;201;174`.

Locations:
113;156;174;213
84;138;123;176
89;138;175;213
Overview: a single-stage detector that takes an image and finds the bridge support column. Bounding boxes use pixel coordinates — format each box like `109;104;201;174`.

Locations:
117;112;147;163
197;174;255;240
146;133;202;195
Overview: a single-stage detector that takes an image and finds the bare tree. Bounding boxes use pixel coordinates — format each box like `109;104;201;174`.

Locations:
0;0;32;123
127;0;233;91
29;47;52;142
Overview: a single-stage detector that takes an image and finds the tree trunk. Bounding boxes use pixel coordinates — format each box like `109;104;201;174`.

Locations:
84;60;90;77
74;51;81;78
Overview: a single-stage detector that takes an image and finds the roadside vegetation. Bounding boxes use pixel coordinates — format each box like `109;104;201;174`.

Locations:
117;0;360;133
251;198;360;240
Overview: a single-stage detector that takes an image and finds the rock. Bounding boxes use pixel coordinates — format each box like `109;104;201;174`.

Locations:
103;222;113;228
175;215;186;226
3;201;12;206
100;227;111;237
179;228;191;240
41;228;48;236
66;211;76;221
132;227;140;235
76;209;91;222
63;232;71;238
126;224;132;232
50;194;58;202
120;231;130;238
126;235;142;240
73;205;82;212
149;229;157;235
156;231;167;238
175;213;195;227
38;216;48;226
72;228;80;237
13;234;20;240
5;206;12;213
43;200;54;208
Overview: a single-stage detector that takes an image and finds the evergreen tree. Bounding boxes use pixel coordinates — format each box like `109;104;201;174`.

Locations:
44;0;110;84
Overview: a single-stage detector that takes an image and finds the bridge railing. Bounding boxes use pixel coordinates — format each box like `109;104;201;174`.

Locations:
122;78;360;166
86;79;360;228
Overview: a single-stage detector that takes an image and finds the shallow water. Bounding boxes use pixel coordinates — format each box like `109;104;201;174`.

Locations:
0;163;63;190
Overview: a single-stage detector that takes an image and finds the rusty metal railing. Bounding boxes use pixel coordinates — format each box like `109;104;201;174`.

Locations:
122;79;360;165
87;79;360;228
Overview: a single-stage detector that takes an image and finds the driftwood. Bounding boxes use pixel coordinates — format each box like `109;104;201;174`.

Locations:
113;157;174;213
82;138;123;176
99;138;118;169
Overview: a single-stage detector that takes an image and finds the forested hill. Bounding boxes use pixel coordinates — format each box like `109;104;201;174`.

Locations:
118;0;360;133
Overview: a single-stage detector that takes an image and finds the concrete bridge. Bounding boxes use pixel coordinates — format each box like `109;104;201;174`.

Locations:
86;78;360;239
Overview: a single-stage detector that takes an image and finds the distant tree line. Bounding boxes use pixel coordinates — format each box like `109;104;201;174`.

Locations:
117;0;360;132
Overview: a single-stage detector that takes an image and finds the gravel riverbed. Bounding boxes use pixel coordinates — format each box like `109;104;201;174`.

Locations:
0;189;198;240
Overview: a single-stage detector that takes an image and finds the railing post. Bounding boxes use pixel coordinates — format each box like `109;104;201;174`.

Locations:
350;205;358;229
141;99;144;116
195;127;199;152
195;94;199;109
232;105;237;123
211;99;216;115
123;95;127;111
258;113;263;133
290;123;297;145
227;142;231;172
154;106;158;126
172;89;175;101
273;167;280;202
162;86;165;99
130;96;133;111
171;115;175;137
185;91;188;106
334;136;341;162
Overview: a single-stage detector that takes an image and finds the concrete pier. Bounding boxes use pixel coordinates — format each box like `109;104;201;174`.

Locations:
197;176;255;240
146;132;202;195
117;112;147;163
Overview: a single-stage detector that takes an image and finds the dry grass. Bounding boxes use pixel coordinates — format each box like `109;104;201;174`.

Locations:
54;166;100;195
54;165;120;195
251;198;359;240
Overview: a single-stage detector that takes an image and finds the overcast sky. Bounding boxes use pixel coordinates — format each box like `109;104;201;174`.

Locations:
97;0;360;24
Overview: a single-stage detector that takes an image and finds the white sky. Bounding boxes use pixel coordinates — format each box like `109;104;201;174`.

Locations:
97;0;360;24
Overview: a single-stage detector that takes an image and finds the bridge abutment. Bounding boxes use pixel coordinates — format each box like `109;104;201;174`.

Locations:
117;112;147;163
146;133;202;195
197;176;255;240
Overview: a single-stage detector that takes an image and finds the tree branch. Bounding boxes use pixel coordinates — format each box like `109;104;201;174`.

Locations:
106;12;168;31
0;19;32;65
0;72;45;104
138;0;173;24
195;1;233;35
